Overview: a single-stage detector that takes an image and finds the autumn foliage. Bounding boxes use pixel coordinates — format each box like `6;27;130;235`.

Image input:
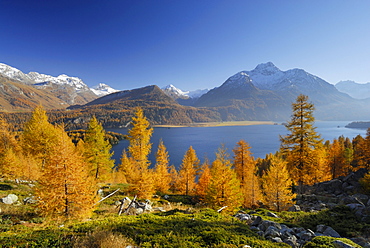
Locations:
0;94;367;222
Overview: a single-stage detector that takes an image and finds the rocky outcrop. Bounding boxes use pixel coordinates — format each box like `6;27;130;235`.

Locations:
235;212;369;247
235;212;346;247
295;168;370;222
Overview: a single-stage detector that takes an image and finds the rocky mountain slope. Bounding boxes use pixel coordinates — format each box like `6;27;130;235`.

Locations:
195;62;370;121
0;63;116;108
0;74;66;111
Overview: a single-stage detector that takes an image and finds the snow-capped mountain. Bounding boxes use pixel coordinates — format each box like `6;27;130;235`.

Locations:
27;72;90;91
0;63;35;84
195;62;361;120
335;80;370;99
91;83;119;97
162;84;208;99
0;62;118;97
0;63;100;105
230;62;334;93
162;84;190;99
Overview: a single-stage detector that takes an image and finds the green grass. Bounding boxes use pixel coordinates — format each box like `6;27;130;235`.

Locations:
1;181;369;247
303;236;362;248
0;209;290;248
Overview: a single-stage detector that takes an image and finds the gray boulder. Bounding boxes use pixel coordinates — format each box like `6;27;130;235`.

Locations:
264;225;281;238
288;205;301;212
2;194;18;204
316;224;341;238
258;220;281;232
251;215;263;226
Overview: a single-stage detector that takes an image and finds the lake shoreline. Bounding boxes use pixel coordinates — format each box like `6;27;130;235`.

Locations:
153;120;277;128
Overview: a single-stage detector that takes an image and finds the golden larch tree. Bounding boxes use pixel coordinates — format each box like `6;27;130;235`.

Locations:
195;159;211;202
233;140;262;208
21;105;58;168
127;108;153;169
261;155;296;212
280;94;323;191
36;125;96;221
125;108;155;198
83;116;115;182
0;117;22;179
153;139;171;194
205;150;242;211
308;145;331;184
176;146;200;195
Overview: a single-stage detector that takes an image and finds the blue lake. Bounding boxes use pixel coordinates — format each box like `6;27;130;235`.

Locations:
108;121;366;169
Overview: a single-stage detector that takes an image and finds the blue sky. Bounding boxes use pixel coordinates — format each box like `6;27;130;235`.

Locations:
1;0;370;91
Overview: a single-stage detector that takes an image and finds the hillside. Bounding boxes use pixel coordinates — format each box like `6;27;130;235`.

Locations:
0;75;66;111
52;85;222;129
0;63;99;109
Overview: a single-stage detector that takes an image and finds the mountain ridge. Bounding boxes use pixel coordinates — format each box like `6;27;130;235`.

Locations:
1;61;370;126
335;80;370;99
0;63;119;106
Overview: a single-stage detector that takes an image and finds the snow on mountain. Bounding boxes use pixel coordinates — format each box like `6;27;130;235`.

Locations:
162;84;208;99
227;62;334;93
0;63;34;84
162;84;189;98
336;80;370;99
0;63;119;97
27;71;90;91
91;83;119;97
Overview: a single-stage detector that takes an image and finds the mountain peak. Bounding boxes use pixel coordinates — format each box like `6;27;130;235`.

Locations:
91;83;119;97
253;62;280;75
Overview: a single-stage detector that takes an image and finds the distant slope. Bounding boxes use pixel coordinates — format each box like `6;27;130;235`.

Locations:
336;80;370;99
0;74;66;111
64;85;221;128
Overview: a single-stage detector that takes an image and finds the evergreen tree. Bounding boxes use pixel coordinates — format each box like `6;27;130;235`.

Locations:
84;116;114;182
280;94;323;189
36;125;95;221
261;155;296;212
177;146;200;195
